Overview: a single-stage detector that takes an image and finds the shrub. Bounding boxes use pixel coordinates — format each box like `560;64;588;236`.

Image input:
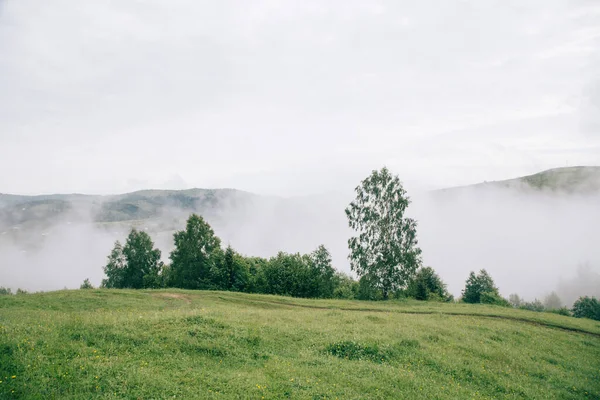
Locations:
519;299;545;312
325;341;390;363
0;287;12;295
548;307;571;317
572;296;600;321
480;291;511;307
80;279;94;289
16;288;28;295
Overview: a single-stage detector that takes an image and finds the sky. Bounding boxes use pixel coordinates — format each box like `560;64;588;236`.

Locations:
1;0;600;196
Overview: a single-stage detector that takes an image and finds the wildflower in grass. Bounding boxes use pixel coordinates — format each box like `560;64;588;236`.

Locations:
11;376;16;379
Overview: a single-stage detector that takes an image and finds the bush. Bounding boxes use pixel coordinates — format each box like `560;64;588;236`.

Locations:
80;279;94;289
548;307;571;317
480;291;511;307
0;287;12;296
357;275;383;301
16;288;28;295
572;296;600;321
519;299;545;312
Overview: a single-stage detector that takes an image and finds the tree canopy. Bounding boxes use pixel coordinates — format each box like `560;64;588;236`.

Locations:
345;167;422;299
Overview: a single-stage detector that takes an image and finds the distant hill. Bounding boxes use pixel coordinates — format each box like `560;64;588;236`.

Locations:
1;166;599;234
439;166;600;195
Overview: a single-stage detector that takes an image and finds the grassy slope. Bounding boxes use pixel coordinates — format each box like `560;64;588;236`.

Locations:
1;290;599;399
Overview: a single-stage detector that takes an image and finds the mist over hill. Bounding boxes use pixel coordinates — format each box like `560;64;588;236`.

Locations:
1;166;599;304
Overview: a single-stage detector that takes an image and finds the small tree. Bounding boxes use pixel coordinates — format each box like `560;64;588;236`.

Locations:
80;278;94;289
407;266;450;301
346;167;422;299
462;269;499;304
572;296;600;321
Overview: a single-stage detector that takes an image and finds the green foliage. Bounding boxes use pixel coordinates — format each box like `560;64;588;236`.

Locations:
325;341;393;363
346;167;422;299
480;291;511;307
572;296;600;321
101;229;163;289
0;287;11;295
548;307;571;317
406;267;451;301
80;279;94;290
357;275;383;301
462;269;499;304
519;299;545;312
261;252;314;298
169;214;223;289
308;245;336;298
332;272;359;299
101;241;126;289
16;288;28;295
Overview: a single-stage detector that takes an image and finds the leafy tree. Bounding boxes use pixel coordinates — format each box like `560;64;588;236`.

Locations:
519;299;545;312
346;167;422;299
122;229;163;289
101;241;127;288
480;291;511;307
170;214;223;289
308;245;336;298
407;267;451;301
332;272;359;299
356;275;383;300
16;288;28;295
262;252;313;298
543;291;563;310
572;296;600;321
462;269;499;304
80;279;94;289
215;245;250;292
101;230;163;289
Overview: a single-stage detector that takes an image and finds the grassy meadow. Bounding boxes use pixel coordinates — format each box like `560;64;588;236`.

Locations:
1;290;599;399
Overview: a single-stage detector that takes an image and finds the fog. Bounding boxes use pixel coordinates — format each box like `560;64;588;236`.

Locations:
1;184;599;306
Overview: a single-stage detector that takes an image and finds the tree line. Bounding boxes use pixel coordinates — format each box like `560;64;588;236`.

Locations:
87;167;599;321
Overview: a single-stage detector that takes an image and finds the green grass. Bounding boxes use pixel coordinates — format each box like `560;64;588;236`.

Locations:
1;290;599;399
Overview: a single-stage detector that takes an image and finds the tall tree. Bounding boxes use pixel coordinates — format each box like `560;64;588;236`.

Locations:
169;214;223;289
345;167;422;299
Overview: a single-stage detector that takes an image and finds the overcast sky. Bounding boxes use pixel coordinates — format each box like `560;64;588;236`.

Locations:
1;0;599;196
